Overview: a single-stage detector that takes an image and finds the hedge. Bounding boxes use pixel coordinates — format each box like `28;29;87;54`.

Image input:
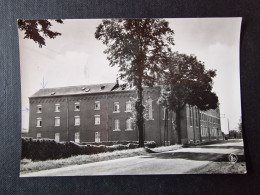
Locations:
21;138;156;161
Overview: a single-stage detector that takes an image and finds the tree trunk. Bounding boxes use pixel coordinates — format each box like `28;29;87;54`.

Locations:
176;109;182;144
136;84;144;147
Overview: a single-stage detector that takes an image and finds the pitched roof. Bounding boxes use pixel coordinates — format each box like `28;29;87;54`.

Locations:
30;83;118;98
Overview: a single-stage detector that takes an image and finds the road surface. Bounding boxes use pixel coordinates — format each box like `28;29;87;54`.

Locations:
21;140;244;177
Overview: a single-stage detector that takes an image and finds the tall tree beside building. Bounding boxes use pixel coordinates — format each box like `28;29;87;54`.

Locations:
95;19;175;147
18;19;63;48
159;52;219;144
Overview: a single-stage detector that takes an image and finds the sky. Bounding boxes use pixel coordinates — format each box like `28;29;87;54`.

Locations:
18;18;242;134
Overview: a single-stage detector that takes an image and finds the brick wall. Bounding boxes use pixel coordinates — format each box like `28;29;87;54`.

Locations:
28;86;222;145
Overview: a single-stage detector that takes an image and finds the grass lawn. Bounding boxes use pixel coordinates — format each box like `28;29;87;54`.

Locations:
20;145;182;174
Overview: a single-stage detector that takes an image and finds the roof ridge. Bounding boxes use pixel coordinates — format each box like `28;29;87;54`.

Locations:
38;82;116;90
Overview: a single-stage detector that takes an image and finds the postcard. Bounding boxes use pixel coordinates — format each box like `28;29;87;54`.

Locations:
18;18;246;176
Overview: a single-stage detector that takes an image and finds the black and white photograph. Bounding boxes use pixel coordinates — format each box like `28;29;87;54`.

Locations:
18;18;246;176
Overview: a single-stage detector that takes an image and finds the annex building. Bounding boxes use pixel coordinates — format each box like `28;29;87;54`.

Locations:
26;82;222;145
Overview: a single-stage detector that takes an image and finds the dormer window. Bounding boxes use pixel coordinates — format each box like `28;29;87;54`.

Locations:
75;102;80;111
37;105;42;113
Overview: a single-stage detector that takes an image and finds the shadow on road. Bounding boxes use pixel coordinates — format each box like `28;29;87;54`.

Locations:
141;152;245;162
192;146;244;150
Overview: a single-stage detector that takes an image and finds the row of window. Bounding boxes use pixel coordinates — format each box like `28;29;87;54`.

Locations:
36;117;134;131
188;107;220;127
36;101;133;113
188;106;199;127
201;126;219;137
36;132;101;143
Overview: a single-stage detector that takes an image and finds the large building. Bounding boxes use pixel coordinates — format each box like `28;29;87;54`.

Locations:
26;82;222;145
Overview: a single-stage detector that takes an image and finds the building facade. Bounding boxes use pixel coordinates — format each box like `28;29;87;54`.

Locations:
26;82;222;145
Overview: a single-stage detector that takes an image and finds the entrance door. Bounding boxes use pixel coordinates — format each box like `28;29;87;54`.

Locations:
75;132;80;143
55;133;60;142
95;132;100;143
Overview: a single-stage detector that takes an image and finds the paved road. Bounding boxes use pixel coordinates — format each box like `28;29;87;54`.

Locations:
21;140;244;177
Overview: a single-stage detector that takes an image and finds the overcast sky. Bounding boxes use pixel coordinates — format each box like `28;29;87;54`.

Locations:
19;18;242;134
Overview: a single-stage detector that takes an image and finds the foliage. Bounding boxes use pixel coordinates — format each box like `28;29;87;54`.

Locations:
21;138;157;161
159;52;219;111
229;130;243;139
129;97;151;125
95;19;174;86
165;51;218;105
18;19;63;47
158;52;219;144
95;19;175;147
238;116;242;132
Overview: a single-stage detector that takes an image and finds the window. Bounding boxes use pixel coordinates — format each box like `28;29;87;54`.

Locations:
75;102;80;111
36;133;41;139
189;106;193;126
95;132;101;143
94;101;100;110
147;98;153;120
55;117;60;126
75;132;80;143
37;105;42;113
114;119;120;131
162;107;169;120
74;116;80;126
162;107;166;120
126;118;133;130
36;118;42;127
113;102;120;112
95;115;100;125
55;133;60;142
55;104;60;112
195;108;198;126
125;101;131;112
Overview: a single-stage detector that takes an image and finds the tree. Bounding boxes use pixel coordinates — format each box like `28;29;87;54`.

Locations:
229;130;242;139
238;116;242;132
158;52;219;144
237;116;243;138
18;19;63;48
95;19;175;147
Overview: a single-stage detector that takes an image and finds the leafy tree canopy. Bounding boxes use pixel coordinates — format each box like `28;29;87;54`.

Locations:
18;19;63;48
95;19;175;147
95;19;175;86
159;51;219;112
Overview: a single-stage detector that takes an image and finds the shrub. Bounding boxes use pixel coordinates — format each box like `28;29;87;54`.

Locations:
145;141;157;148
21;138;157;161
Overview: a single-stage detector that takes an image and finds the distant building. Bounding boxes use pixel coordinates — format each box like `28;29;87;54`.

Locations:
26;82;222;145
